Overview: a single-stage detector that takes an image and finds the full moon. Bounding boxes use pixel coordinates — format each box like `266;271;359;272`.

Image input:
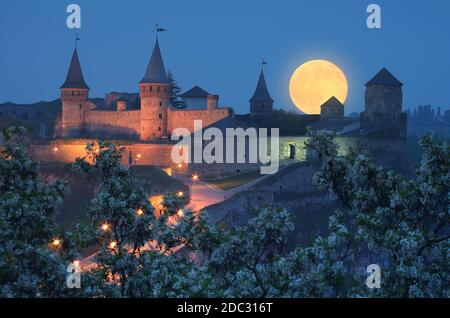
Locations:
289;60;348;114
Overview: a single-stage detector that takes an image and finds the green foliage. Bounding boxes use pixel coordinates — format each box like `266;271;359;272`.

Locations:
72;141;210;297
1;127;448;298
302;132;450;297
0;126;77;297
168;70;187;109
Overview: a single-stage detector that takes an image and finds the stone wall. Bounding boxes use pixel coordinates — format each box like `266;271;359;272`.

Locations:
167;107;231;133
29;141;175;168
203;190;274;226
84;110;140;138
186;136;359;178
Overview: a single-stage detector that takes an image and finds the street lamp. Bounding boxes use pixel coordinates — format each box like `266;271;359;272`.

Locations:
51;238;61;248
101;223;110;232
109;241;117;249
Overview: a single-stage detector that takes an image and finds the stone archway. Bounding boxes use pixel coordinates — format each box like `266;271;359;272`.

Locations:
289;144;296;160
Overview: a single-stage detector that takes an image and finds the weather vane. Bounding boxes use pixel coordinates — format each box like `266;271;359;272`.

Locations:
261;58;268;69
74;33;80;48
154;24;167;38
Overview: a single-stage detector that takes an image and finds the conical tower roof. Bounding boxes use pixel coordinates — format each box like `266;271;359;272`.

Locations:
61;47;89;89
140;39;170;84
250;70;273;103
366;68;403;87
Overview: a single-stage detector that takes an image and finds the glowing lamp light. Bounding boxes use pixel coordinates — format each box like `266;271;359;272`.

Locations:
192;174;199;181
51;238;61;248
73;260;80;267
177;163;183;168
109;241;117;249
101;223;110;231
177;209;184;217
137;154;142;159
136;208;144;216
53;147;59;153
177;191;184;198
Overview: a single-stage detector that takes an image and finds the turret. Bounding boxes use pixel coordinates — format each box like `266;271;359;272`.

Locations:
139;39;171;140
60;47;89;137
361;68;406;139
249;69;273;116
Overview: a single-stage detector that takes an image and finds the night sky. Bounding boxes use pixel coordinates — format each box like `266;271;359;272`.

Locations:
1;0;449;115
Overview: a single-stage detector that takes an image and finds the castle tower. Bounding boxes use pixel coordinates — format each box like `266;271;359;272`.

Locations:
60;47;90;138
320;96;344;120
249;69;273;116
139;39;171;140
361;68;406;139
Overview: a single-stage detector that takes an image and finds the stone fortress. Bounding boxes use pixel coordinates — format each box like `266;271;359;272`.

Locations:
26;35;407;176
57;39;232;140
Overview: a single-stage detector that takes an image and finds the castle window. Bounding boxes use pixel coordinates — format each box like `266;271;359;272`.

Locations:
159;113;162;119
79;104;82;110
160;102;163;107
150;86;153;92
72;91;74;96
158;126;162;131
157;87;160;92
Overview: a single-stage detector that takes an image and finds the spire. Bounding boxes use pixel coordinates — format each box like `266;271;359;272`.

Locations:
366;68;403;87
60;47;89;89
250;69;273;103
140;39;170;84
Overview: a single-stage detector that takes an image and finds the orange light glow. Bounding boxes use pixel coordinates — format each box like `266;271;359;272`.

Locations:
177;209;184;217
149;195;164;211
51;239;61;247
101;223;110;231
53;147;59;153
109;241;117;249
73;260;80;267
192;174;199;181
136;208;144;216
177;191;184;198
177;163;183;168
137;154;142;159
289;59;348;114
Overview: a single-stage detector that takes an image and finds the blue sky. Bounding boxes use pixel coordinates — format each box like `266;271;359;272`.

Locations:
1;0;449;114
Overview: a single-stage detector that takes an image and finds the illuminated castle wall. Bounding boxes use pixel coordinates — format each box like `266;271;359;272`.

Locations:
57;39;232;140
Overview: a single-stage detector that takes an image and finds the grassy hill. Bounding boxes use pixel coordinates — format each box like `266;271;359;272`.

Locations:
0;99;61;140
40;163;188;230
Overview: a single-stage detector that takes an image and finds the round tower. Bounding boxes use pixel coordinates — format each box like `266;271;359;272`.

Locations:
139;39;171;140
60;47;89;138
